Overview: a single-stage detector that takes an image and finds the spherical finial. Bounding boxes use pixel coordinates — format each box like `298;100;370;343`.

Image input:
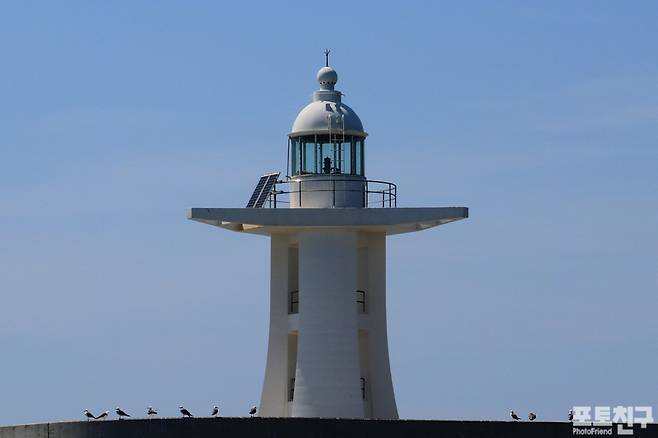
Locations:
317;66;338;90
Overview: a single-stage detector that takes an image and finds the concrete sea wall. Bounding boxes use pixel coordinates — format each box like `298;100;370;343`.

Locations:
1;417;656;438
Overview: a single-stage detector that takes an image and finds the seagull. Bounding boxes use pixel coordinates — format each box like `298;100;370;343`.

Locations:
147;406;158;416
95;411;109;420
568;410;574;421
510;410;521;421
211;406;219;417
115;407;130;419
83;410;96;421
249;406;257;417
179;405;193;418
529;412;537;421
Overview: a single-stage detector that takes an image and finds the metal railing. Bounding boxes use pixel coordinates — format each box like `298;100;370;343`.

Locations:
266;177;397;208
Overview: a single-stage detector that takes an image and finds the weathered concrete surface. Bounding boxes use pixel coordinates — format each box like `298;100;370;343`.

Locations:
2;418;657;438
0;424;47;438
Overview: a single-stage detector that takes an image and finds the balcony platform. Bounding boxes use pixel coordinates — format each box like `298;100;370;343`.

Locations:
187;207;468;236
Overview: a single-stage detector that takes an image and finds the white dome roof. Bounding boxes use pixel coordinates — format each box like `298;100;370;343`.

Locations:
291;101;364;136
289;65;366;137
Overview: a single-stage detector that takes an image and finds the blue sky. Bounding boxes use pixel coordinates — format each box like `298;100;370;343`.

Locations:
1;0;657;425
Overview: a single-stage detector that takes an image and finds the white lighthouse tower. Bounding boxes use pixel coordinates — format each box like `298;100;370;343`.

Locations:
188;55;468;419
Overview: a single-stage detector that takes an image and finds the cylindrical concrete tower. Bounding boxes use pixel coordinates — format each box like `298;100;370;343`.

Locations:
188;57;468;419
260;62;397;419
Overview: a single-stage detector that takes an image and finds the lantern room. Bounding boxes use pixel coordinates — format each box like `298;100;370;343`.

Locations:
285;61;380;208
288;64;367;178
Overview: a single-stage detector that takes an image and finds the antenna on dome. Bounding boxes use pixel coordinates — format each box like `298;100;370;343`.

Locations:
324;49;330;67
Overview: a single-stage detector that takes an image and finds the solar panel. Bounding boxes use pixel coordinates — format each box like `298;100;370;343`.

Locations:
246;172;280;208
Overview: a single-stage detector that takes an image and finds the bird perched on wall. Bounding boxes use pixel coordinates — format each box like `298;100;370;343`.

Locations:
528;412;537;421
568;410;574;421
249;406;257;417
510;410;521;421
147;406;158;416
95;411;109;420
179;405;193;418
211;406;219;417
115;407;130;419
83;410;96;421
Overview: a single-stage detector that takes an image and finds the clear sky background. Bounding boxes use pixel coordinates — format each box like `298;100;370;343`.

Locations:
1;0;657;425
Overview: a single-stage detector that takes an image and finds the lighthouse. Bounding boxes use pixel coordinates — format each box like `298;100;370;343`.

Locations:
188;56;468;419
